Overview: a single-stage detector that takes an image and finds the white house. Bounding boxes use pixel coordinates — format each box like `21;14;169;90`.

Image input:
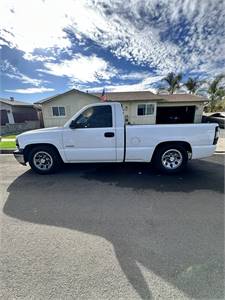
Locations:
35;89;207;127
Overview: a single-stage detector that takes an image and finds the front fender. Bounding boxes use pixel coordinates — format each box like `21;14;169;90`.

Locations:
17;131;67;163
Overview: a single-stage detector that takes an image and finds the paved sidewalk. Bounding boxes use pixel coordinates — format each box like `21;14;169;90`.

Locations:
1;138;16;142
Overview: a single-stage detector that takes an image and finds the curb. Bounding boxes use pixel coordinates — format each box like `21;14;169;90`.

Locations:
0;149;15;154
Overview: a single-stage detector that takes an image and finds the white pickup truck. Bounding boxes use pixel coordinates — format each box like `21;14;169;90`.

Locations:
14;102;219;174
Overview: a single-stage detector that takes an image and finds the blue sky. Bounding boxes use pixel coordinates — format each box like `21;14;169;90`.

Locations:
0;0;225;103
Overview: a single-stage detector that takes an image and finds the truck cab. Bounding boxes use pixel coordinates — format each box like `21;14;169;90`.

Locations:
63;102;124;162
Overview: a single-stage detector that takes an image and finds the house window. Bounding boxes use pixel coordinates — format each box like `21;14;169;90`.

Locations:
137;104;155;116
52;106;66;116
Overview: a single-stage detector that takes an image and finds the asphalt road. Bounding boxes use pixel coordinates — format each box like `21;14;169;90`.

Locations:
0;155;224;299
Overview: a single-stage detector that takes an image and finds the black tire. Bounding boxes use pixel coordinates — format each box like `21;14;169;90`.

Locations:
153;144;188;174
28;145;62;174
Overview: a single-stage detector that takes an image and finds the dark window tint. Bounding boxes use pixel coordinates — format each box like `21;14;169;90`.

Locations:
52;106;65;116
59;107;65;116
137;104;155;116
52;107;59;116
156;106;195;124
137;105;145;116
75;105;112;128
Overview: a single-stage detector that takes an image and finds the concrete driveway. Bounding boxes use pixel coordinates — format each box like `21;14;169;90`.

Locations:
0;155;224;299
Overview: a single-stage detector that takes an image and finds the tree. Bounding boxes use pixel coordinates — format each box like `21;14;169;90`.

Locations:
208;74;224;97
208;74;225;111
184;77;200;94
215;87;225;100
162;72;182;94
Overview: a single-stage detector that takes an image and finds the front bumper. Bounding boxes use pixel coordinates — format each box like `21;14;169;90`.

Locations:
13;149;26;165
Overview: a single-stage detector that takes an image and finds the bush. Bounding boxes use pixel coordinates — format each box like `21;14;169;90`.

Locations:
204;99;225;112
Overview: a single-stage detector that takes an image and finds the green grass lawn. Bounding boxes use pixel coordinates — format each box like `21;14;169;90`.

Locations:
0;140;16;149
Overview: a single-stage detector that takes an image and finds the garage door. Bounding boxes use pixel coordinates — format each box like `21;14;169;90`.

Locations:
156;106;195;124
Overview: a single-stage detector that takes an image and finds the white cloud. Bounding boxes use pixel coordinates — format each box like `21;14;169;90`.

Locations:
64;0;224;74
0;60;45;86
84;75;163;93
65;1;180;72
5;87;55;94
23;53;56;62
0;0;71;52
141;76;164;86
6;73;44;87
87;84;157;94
119;72;149;80
39;54;117;83
0;0;224;77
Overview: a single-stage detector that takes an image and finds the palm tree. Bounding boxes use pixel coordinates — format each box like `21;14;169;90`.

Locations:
162;72;182;94
208;74;224;97
215;87;225;100
208;74;225;110
184;77;200;94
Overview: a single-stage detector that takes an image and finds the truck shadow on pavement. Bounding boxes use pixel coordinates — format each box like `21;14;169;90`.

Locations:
4;159;224;299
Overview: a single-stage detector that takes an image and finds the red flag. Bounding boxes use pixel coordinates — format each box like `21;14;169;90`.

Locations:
100;88;107;101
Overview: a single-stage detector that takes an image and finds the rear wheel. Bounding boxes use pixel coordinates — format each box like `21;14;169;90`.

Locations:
153;145;188;174
28;146;61;174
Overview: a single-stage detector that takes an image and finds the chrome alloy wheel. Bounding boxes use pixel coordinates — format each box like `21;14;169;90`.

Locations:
161;149;183;170
33;151;53;170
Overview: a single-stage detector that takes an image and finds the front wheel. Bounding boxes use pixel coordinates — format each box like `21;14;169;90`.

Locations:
28;146;62;174
153;145;188;174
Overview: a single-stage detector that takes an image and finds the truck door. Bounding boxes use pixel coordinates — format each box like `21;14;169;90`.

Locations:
63;104;116;162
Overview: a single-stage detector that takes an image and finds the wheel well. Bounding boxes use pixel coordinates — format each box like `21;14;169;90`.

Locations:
152;141;192;159
23;143;62;162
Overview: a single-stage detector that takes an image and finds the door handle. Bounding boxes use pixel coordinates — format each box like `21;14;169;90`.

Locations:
104;132;114;138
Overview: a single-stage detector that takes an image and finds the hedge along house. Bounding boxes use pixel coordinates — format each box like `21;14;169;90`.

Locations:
36;89;207;127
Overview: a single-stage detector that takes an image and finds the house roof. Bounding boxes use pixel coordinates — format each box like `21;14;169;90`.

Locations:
0;98;34;107
93;91;163;101
158;93;207;102
35;88;100;104
35;89;208;106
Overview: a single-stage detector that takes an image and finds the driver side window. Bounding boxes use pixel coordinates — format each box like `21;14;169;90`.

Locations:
74;105;112;128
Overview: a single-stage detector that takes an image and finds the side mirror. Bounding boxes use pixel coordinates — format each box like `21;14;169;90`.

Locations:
69;120;77;129
70;120;87;129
